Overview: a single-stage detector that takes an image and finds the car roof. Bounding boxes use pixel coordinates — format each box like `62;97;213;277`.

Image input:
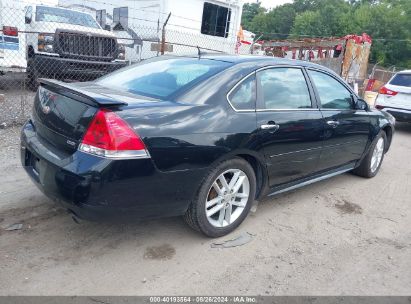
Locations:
201;54;324;68
396;70;411;74
152;54;333;72
173;54;337;76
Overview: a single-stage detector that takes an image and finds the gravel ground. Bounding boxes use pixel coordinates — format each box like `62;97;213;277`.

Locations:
0;75;35;128
0;123;410;296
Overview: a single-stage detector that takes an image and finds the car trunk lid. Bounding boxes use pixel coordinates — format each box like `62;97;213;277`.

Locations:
32;79;155;154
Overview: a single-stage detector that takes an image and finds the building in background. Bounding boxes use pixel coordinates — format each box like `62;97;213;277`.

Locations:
59;0;245;59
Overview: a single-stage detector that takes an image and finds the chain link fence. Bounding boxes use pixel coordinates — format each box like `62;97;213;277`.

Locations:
0;0;249;128
1;1;404;129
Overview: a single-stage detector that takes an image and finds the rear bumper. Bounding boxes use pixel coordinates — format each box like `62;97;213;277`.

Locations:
380;107;411;122
33;54;127;79
20;120;206;221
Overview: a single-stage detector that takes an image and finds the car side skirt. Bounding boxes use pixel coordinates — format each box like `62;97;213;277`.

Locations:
267;163;356;197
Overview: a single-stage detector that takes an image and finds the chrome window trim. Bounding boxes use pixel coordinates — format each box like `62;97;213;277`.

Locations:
319;108;365;112
226;71;257;112
226;64;333;113
256;108;319;112
306;68;358;111
256;65;315;111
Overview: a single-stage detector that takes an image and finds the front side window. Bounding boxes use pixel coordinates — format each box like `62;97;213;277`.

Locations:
257;68;312;110
308;70;353;109
201;2;231;38
36;6;100;29
228;74;256;110
97;58;232;99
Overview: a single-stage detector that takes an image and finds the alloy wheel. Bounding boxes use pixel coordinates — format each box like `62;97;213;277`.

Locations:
205;169;250;228
370;137;384;173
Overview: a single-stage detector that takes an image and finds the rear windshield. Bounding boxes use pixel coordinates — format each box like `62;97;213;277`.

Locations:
390;74;411;87
36;6;100;29
96;58;232;99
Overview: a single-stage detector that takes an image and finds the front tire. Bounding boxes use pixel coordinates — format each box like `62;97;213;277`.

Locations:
353;131;387;178
184;158;256;237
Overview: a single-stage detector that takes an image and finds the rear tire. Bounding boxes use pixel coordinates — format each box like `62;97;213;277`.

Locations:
184;158;256;238
353;131;387;178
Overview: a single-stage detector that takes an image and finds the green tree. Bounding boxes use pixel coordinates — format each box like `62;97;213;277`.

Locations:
291;11;325;37
246;4;296;39
352;1;411;67
241;3;266;30
241;0;411;68
291;0;353;37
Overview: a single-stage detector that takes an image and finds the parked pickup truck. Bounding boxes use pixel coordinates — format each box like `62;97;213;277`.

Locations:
24;5;127;89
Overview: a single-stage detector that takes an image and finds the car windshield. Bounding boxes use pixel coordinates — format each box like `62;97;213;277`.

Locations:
96;58;232;99
390;73;411;87
36;6;100;29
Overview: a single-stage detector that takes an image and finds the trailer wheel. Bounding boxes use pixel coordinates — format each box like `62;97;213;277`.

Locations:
26;58;39;91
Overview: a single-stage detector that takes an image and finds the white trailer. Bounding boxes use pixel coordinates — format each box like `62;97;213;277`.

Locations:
59;0;244;59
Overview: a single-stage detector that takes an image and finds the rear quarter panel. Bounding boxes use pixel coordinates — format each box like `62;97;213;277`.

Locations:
363;109;394;154
116;102;260;172
115;62;265;173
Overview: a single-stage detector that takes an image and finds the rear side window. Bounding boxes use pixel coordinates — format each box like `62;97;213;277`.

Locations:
228;74;256;110
97;58;232;99
390;74;411;87
308;70;353;110
257;68;312;110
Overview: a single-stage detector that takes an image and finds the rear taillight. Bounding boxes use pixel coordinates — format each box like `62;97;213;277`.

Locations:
378;86;398;96
3;26;18;36
79;109;149;159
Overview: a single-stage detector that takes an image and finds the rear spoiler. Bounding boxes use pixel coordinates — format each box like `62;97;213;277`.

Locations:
39;79;128;106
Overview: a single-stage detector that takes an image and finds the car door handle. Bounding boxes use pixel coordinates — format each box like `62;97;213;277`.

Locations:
327;120;340;128
260;122;280;132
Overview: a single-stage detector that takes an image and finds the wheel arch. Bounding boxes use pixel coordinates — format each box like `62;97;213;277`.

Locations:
210;149;268;201
381;124;393;152
235;153;267;200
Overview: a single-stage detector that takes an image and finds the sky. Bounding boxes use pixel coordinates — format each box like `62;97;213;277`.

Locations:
245;0;293;10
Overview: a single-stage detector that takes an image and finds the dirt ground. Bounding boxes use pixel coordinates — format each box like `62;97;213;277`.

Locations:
0;123;410;296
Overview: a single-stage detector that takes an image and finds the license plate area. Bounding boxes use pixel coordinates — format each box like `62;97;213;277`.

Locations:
25;149;40;177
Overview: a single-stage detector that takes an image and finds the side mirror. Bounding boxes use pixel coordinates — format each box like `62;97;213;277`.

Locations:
104;24;111;31
356;98;369;111
25;16;32;24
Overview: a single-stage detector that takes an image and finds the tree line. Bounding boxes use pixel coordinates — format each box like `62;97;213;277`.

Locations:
241;0;411;68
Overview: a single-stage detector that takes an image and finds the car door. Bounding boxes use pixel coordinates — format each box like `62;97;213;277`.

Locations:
307;69;370;171
255;66;324;187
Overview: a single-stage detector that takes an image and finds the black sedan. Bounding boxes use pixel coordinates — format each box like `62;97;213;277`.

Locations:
20;55;395;237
